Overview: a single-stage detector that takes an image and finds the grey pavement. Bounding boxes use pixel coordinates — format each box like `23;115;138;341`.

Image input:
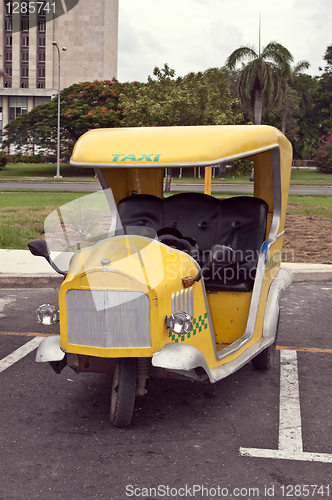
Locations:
2;180;332;195
1;249;332;287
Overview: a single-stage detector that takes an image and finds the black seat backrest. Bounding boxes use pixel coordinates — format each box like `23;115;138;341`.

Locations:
117;194;163;233
117;193;268;292
163;193;220;251
215;196;268;263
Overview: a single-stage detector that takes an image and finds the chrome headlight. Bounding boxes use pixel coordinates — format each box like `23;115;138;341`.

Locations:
165;311;193;335
36;304;59;325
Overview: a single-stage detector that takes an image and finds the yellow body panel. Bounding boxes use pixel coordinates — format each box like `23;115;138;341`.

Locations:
71;125;290;168
100;167;164;205
207;290;252;346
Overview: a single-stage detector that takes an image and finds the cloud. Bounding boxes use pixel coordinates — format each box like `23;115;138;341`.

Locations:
118;0;331;82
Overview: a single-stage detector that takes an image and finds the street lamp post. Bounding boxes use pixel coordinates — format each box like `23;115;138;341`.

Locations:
52;41;66;179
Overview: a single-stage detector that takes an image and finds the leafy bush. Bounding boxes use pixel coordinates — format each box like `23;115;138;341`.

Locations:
0;152;8;170
228;159;254;177
5;154;56;164
315;132;332;173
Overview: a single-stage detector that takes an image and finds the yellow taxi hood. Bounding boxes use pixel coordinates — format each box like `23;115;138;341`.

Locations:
70;125;292;168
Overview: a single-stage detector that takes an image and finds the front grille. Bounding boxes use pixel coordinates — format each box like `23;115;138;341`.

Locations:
66;289;151;348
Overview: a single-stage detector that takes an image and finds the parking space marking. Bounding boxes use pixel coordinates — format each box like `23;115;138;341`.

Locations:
0;331;52;337
240;349;332;463
0;337;43;373
277;345;332;354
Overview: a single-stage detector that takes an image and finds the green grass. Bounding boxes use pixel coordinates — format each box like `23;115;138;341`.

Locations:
290;169;332;184
0;162;98;182
0;191;89;249
287;194;332;218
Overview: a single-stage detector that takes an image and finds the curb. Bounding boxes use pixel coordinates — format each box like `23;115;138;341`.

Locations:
0;274;63;288
281;264;332;284
1;267;332;289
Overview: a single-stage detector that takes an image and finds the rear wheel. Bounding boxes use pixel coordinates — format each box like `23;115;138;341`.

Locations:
110;358;137;427
251;341;276;370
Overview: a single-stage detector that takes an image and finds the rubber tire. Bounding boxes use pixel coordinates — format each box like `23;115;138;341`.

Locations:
251;341;276;370
110;358;137;427
252;311;280;371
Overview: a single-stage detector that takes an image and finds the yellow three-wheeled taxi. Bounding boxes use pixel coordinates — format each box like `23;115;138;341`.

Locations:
29;125;293;426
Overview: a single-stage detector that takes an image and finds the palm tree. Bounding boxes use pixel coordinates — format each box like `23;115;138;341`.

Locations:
226;41;294;124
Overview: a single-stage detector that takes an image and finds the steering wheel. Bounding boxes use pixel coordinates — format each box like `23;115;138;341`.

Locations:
157;227;199;255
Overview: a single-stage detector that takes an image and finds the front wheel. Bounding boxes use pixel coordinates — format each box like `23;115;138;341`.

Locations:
110;358;137;427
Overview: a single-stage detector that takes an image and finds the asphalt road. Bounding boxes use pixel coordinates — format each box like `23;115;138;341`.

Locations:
2;180;332;195
0;284;332;499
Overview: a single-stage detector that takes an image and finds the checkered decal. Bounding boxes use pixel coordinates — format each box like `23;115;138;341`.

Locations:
169;313;208;343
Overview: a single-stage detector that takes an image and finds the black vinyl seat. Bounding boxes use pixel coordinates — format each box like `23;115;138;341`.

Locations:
117;193;268;292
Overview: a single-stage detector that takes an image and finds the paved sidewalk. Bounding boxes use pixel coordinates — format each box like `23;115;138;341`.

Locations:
1;249;332;288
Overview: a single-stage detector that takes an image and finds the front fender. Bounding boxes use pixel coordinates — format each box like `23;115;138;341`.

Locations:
152;343;210;374
36;335;65;362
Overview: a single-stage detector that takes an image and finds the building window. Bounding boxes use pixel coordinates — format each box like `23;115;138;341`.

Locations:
22;19;29;32
22;51;29;62
22;35;29;46
5;51;12;62
38;67;45;78
9;97;28;121
34;96;51;106
5;19;12;31
5;36;12;46
38;36;46;47
38;21;46;32
38;52;45;62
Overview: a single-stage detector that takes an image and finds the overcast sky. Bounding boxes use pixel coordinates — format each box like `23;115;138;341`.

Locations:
117;0;332;82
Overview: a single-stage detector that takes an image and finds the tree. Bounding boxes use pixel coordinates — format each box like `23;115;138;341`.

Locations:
280;61;310;134
226;41;294;124
314;132;332;173
120;64;242;190
120;64;241;127
3;80;130;158
319;44;332;73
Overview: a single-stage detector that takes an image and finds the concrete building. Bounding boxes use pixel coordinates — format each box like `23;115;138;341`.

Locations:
0;0;118;143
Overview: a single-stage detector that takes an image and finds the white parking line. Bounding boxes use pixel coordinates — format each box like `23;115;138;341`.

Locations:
0;337;43;373
240;349;332;462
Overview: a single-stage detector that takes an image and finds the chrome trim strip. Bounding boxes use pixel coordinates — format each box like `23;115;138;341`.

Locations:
172;286;195;318
171;293;176;314
189;286;194;317
180;289;184;312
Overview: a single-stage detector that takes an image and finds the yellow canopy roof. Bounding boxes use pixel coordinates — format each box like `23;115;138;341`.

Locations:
70;125;292;168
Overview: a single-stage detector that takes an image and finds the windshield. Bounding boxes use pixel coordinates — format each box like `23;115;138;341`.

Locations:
44;189;159;274
44;189;115;270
